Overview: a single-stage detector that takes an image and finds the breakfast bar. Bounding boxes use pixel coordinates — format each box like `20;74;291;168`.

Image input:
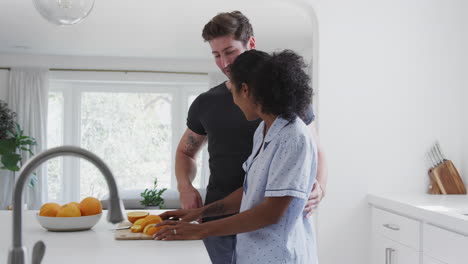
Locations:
0;210;210;263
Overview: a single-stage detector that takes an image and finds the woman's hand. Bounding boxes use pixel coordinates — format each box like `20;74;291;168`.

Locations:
153;220;206;241
159;208;203;223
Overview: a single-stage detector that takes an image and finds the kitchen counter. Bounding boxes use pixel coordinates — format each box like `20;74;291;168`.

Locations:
368;193;468;235
0;210;210;263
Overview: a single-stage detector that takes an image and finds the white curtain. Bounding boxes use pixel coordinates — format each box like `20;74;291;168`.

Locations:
0;170;15;209
6;68;49;210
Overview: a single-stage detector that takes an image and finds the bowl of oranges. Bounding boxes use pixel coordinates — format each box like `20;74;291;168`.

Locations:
36;197;103;232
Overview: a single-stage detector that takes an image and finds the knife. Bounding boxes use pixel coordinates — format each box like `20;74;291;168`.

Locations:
431;144;443;165
430;147;442;166
428;148;439;168
435;142;447;162
112;226;131;230
427;152;436;169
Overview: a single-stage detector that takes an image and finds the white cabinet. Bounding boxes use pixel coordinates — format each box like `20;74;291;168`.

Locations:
371;207;421;264
368;195;468;264
370;203;468;264
371;232;420;264
422;224;468;264
423;255;447;264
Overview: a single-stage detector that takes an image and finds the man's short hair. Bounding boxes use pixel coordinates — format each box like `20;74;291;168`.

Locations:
202;11;254;45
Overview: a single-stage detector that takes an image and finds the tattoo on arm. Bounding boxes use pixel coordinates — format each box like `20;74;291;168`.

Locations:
202;202;226;218
185;133;203;155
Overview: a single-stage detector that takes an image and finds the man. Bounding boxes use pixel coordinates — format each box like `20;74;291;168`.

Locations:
175;11;328;263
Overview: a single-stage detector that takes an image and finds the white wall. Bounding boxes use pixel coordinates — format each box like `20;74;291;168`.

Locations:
310;0;466;263
461;0;468;193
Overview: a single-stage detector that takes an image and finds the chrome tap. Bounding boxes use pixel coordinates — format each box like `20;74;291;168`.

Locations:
8;146;125;264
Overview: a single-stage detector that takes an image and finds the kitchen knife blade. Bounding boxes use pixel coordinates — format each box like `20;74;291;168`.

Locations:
427;150;438;168
112;226;131;230
432;144;444;164
426;153;435;168
430;147;442;165
435;142;447;161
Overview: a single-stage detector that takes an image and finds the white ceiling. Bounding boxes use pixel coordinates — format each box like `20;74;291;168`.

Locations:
0;0;314;60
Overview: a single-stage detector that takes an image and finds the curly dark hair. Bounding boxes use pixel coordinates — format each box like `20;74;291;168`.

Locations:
0;100;16;140
229;50;312;122
202;11;254;45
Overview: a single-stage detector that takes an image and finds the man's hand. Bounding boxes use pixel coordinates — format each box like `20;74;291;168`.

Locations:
179;185;203;209
304;181;324;218
175;128;206;210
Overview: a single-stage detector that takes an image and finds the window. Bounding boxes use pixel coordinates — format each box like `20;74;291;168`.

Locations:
46;72;208;203
46;92;64;201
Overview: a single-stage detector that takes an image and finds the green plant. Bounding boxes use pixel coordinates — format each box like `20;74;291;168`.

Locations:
0;100;16;140
0;100;38;187
140;178;167;208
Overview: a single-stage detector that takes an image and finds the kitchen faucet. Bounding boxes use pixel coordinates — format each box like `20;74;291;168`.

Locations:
8;146;126;264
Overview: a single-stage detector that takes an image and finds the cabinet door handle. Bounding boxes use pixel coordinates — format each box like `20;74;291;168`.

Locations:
385;248;395;264
383;224;400;231
389;248;395;264
385;248;390;264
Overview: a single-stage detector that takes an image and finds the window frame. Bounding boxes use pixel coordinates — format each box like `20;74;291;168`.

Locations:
48;72;208;203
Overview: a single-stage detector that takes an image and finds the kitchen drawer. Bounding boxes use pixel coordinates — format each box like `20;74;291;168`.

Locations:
423;224;468;264
372;207;421;250
423;255;447;264
371;232;420;264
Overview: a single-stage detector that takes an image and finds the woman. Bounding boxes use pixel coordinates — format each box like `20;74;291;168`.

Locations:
154;50;318;264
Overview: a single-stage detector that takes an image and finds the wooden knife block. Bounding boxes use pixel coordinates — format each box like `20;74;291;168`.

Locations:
428;160;467;194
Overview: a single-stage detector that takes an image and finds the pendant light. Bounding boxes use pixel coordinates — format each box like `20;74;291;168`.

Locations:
33;0;95;26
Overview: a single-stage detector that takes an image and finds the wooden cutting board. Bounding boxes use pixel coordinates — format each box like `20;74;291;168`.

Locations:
114;221;153;240
430;160;466;194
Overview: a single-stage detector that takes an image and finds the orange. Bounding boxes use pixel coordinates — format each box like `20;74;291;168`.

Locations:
130;225;143;233
39;203;61;217
127;211;149;223
68;202;81;208
144;224;168;236
56;203;81;217
79;197;102;216
140;215;163;229
143;223;153;234
134;218;145;226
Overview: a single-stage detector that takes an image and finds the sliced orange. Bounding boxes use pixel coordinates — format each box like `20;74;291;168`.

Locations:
129;218;147;233
127;211;149;223
130;225;143;233
143;223;154;234
144;224;169;236
140;215;163;229
134;218;145;226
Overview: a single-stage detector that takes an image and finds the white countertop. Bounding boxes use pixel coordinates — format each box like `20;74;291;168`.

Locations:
0;210;210;263
368;193;468;235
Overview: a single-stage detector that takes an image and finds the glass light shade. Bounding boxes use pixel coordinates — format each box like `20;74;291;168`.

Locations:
33;0;95;26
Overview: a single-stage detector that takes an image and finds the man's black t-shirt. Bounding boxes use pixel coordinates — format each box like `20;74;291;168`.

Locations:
187;82;314;221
